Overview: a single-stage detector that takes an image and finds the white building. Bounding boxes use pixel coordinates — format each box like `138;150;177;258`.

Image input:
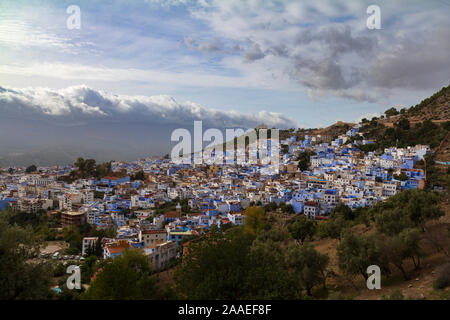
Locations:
227;213;245;225
304;201;320;218
82;237;99;256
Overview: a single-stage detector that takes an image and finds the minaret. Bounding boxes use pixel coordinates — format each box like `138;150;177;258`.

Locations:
176;203;182;218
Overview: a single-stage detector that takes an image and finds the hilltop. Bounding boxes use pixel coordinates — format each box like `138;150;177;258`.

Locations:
358;85;449;154
278;85;449;146
278;121;354;143
310;121;355;137
380;85;450;127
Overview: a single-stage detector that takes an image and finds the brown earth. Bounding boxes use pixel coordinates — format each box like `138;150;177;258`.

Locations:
312;204;450;300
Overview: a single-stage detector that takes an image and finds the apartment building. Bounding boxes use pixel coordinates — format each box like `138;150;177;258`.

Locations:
61;211;86;227
145;241;177;271
139;229;167;247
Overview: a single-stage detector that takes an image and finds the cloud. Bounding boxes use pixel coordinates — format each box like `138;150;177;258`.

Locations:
0;85;298;129
184;37;223;53
180;0;450;102
243;43;266;62
0;62;294;91
1;0;449;114
368;27;450;90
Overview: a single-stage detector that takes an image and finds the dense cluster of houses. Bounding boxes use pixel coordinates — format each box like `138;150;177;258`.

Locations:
0;124;429;270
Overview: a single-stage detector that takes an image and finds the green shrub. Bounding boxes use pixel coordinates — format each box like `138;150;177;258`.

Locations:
433;263;450;290
327;291;352;300
382;289;404;300
53;263;66;277
63;247;80;255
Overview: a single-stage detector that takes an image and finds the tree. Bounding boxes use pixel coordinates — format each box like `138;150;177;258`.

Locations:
396;118;410;130
330;203;355;221
285;243;329;296
404;190;444;231
264;202;278;212
385;107;399;117
245;239;299;299
399;228;424;270
83;159;97;177
318;214;348;240
337;231;381;281
283;204;295;214
175;229;254;299
80;256;99;283
297;150;316;171
288;216;317;244
176;227;302;300
73;158;112;179
4;208;47;228
377;235;410;280
63;226;83;252
394;173;408;181
372;206;415;236
255;226;290;244
0;217;53;299
53;262;67;277
132;170;145;181
82;249;158;299
243;207;268;235
75;157;85;172
281;204;294;214
25;164;37;173
371;189;444;234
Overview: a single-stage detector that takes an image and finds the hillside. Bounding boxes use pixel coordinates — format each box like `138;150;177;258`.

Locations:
278;121;355;143
160;190;450;300
357;85;450;156
312;207;450;300
284;85;449;146
310;121;355;137
380;84;450;127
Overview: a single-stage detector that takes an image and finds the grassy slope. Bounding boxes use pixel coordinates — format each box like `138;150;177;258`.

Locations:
311;203;450;300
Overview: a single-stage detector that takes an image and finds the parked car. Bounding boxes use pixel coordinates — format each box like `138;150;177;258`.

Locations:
40;253;49;259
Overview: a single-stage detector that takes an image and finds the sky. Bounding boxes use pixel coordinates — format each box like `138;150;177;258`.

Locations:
0;0;449;164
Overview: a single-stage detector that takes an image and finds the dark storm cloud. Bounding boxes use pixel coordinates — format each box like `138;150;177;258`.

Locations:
0;85;298;128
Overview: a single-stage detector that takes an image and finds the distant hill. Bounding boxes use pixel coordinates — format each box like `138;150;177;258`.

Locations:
309;121;355;137
278;121;355;143
355;85;450;190
406;84;450;121
380;84;450;127
274;85;450;157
